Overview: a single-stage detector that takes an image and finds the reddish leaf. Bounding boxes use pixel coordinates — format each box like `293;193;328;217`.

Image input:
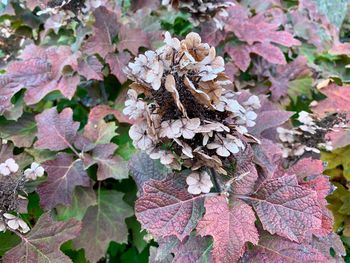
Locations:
83;6;120;58
173;235;213;263
330;42;350;55
4;213;81;263
106;52;131;84
326;129;350;149
197;196;258;263
86;104;132;128
311;233;346;262
73;190;133;263
0;44;79;111
38;153;90;210
250;42;286;65
77;55;103;81
117;26;149;56
252;174;322;242
201;20;227;47
225;45;251;72
85;143;129;180
242;232;329;262
34;107;79;151
312;84;350;118
135;175;204;241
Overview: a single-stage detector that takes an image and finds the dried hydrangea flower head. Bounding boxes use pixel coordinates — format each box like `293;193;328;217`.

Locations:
124;32;260;176
162;0;234;25
277;112;348;159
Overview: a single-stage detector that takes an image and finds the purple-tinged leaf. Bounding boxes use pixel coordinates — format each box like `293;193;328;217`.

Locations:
106;52;131;84
251;174;322;242
135;175;204;241
83;6;120;58
73;190;133;263
38;153;90;210
77;55;103;81
129;151;170;194
197;196;259;263
241;232;329;263
173;235;213;263
116;26;149;56
84;143;129;181
34;107;79;151
4;213;81;263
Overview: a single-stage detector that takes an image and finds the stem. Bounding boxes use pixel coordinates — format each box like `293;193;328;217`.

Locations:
210;168;221;192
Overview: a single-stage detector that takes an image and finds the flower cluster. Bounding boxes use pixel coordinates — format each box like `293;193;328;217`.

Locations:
186;171;213;195
0;158;19;176
0;213;30;233
162;0;233;25
277;111;347;158
24;162;45;181
124;32;260;176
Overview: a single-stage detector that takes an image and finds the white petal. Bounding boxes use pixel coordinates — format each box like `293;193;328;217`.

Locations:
188;185;201;195
216;146;230;157
7;219;19;230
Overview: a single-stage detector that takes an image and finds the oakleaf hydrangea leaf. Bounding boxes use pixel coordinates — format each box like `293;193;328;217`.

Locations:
242;231;329;262
252;174;323;242
197;196;259;263
135;175;204;241
38;153;90;210
129;151;170;194
34;107;80;151
4;213;81;263
73;190;133;263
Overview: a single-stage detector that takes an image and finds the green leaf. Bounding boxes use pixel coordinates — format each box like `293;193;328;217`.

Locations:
287;77;313;103
126;217;148;253
322;146;350;179
0;231;21;256
0;113;37;147
55;186;97;221
73;189;134;263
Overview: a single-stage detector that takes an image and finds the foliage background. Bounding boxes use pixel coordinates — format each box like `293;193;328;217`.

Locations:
0;0;350;262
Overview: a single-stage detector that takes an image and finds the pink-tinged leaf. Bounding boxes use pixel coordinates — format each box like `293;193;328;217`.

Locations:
283;158;324;181
135;175;204;241
197;196;258;263
117;26;149;56
106;52;131;84
129;152;169;194
251;174;322;242
241;232;329;263
312;84;350;118
311;233;346;262
224;61;239;82
0;45;79;108
34;107;79;151
73;190;133;263
330;42;350;55
149;247;174;263
85;143;129;180
173;235;213;263
269;56;311;101
250;110;294;137
153;236;180;262
130;0;160;11
4;213;81;263
201;20;227;47
77;55;103;81
326;128;350;149
83;120;118;145
253;138;283;180
38;153;90;210
86;104;132;128
250;42;287;65
225;45;251;72
232;146;258;195
83;6;120;58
